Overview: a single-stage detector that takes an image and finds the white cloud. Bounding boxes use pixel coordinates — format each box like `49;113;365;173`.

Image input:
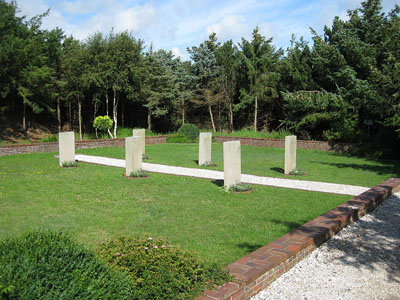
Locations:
207;15;249;42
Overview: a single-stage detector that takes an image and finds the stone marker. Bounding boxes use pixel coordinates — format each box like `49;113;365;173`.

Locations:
125;136;143;175
284;135;297;175
132;128;145;154
223;141;241;188
58;131;75;167
198;132;212;166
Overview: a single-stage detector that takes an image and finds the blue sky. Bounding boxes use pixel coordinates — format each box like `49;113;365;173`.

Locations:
12;0;399;60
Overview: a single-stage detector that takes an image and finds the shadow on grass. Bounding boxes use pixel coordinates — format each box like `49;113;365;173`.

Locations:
270;167;284;174
311;161;400;177
237;242;264;253
211;180;224;187
271;219;307;232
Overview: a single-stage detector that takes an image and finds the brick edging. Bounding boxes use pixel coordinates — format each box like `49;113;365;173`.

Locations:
198;178;400;300
0;136;167;156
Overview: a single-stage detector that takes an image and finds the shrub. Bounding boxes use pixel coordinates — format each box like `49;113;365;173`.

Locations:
93;116;113;138
178;124;199;141
166;133;191;143
40;134;58;143
0;231;133;300
128;170;149;178
96;235;231;300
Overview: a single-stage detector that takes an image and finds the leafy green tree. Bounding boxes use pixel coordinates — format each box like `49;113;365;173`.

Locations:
215;40;239;131
238;27;283;131
188;34;221;131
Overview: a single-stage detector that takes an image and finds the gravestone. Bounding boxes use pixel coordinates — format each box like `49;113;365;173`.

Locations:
223;141;241;188
125;136;143;175
198;132;212;165
132;128;145;154
58;131;75;167
284;135;297;175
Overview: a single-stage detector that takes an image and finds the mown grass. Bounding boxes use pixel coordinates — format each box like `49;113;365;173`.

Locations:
0;149;352;268
78;143;400;187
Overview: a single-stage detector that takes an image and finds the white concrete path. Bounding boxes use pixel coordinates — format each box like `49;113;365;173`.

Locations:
75;154;369;196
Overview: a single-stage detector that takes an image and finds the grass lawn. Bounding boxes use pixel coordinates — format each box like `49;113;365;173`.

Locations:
77;143;400;187
0;149;355;268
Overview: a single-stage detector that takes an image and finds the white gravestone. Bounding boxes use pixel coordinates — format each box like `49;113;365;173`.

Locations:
284;135;297;175
58;131;75;167
223;141;241;188
125;136;143;175
198;132;212;165
132;128;146;154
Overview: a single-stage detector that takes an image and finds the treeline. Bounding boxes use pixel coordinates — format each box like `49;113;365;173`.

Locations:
1;0;399;156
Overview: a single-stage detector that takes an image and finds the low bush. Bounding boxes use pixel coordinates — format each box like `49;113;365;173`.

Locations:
0;231;134;300
96;235;231;300
178;124;200;141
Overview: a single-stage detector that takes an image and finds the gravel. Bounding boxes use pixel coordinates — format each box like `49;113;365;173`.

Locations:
75;154;368;195
252;192;400;300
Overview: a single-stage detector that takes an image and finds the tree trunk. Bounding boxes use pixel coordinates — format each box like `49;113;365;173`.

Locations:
229;101;234;132
22;101;26;132
208;103;216;132
181;98;185;124
106;93;109;116
78;98;82;141
94;100;99;138
57;98;61;132
69;101;72;130
147;107;152;131
121;100;125;127
112;89;118;138
253;95;258;131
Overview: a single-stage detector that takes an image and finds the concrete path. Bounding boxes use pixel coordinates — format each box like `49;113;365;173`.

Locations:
75;154;369;196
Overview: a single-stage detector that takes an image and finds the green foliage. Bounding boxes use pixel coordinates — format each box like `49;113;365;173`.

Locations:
128;170;149;178
61;161;77;167
289;168;306;176
178;123;200;140
225;183;252;192
0;230;133;300
93;115;113;132
95;235;231;300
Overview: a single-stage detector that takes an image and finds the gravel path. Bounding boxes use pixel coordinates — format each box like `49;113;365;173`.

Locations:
252;192;400;300
75;154;368;195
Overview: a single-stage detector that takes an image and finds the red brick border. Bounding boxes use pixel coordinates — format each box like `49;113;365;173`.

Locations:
0;136;167;156
198;178;400;300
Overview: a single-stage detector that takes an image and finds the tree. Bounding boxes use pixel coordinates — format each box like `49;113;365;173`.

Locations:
216;40;239;131
238;27;283;131
188;34;221;131
61;36;86;140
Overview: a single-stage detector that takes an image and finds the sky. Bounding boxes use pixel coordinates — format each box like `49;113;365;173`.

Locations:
10;0;399;60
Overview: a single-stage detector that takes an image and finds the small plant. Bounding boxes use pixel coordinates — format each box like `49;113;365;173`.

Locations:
62;161;78;167
93;116;113;138
96;235;231;300
178;124;200;141
128;170;149;178
142;153;150;160
225;183;252;193
288;168;305;176
200;161;217;167
0;284;14;300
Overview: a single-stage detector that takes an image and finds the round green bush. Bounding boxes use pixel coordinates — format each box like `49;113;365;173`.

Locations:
0;231;134;300
93;115;113;132
96;235;231;300
177;124;200;141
